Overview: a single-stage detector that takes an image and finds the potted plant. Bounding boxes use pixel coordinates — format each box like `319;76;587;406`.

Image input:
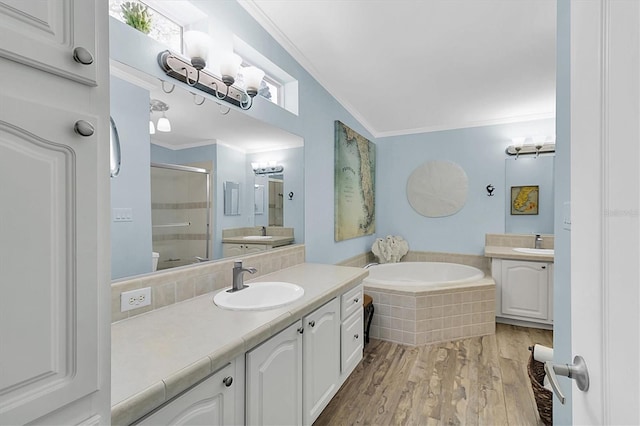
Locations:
121;2;152;34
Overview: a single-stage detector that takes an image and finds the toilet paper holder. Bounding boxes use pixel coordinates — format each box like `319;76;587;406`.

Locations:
543;355;590;404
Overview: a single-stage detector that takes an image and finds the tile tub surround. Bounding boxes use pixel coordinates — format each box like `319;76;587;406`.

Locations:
366;280;496;346
111;263;368;426
111;244;305;322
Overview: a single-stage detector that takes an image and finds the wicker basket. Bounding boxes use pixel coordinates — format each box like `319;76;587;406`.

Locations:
527;348;553;426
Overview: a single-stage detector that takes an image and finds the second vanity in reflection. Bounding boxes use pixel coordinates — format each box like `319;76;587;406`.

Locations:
221;226;294;258
485;233;554;329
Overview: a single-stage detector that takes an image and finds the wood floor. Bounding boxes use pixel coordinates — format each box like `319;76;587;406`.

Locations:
315;323;553;426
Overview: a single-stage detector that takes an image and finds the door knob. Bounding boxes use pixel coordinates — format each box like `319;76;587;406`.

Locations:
74;120;94;137
544;355;590;404
73;47;94;65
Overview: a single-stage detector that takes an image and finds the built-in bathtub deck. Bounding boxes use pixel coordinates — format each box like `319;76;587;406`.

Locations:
366;280;495;346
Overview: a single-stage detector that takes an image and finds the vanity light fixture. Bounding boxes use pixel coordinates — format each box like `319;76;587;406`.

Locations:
506;136;555;159
251;161;284;175
158;31;265;111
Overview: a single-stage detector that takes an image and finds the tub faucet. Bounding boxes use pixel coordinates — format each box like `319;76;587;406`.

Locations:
535;234;543;249
229;260;257;292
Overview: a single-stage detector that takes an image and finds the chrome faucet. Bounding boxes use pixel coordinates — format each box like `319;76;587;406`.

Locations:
229;260;257;292
535;234;543;249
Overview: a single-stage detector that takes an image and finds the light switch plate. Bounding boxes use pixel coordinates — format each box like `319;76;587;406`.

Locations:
113;208;133;222
563;201;571;231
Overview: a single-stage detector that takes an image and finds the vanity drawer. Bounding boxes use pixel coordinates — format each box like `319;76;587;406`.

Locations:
341;309;363;375
341;284;363;320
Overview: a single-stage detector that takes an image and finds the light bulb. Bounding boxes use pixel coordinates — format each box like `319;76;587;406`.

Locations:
243;66;265;97
157;114;171;132
219;52;242;86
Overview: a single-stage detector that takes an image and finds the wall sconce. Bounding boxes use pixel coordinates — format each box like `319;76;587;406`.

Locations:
158;31;265;110
506;136;555;159
251;161;284;175
150;99;171;133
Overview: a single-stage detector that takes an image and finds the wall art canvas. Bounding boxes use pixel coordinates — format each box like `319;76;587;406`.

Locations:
334;121;376;241
511;185;539;215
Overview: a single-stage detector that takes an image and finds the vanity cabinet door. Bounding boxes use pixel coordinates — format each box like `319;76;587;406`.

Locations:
136;363;237;426
223;243;244;258
501;260;550;320
0;0;97;85
246;320;303;426
303;298;340;425
341;308;364;378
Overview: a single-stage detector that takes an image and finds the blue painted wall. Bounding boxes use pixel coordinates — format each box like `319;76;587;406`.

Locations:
554;0;572;423
376;118;555;255
110;76;153;279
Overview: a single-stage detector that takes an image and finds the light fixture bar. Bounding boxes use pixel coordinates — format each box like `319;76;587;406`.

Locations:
505;143;555;156
158;50;248;109
253;165;284;175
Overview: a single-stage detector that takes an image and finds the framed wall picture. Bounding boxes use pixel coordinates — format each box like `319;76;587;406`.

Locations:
511;185;539;215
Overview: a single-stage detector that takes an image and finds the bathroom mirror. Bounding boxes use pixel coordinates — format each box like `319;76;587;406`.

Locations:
110;61;304;280
504;156;554;234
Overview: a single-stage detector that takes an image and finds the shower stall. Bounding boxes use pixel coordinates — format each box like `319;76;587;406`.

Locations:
150;162;211;270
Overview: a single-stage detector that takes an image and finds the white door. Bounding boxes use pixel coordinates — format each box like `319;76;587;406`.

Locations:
501;260;549;321
137;363;236;425
570;0;640;424
303;298;340;425
0;1;110;424
246;320;303;426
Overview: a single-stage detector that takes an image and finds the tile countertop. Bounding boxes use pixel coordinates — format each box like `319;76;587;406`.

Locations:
484;246;554;262
111;263;368;426
221;235;294;246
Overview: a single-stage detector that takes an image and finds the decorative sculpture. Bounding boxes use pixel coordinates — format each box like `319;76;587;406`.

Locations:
371;235;409;263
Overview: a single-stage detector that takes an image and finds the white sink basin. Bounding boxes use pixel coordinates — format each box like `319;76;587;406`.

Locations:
242;235;273;240
213;282;304;311
513;247;555;255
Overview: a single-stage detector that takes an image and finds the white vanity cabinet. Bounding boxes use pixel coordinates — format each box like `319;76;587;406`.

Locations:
493;259;553;326
222;243;267;257
245;283;364;426
246;320;303;426
136;361;243;426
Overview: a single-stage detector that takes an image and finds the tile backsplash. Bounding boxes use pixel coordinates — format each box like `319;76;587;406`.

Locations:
111;244;305;323
485;233;554;249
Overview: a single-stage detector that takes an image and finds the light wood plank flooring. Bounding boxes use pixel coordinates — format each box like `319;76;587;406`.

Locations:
315;323;553;426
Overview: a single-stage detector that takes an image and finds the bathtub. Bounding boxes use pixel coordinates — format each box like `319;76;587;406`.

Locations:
363;262;495;346
364;262;485;289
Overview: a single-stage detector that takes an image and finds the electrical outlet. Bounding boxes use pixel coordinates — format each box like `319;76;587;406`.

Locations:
121;287;151;312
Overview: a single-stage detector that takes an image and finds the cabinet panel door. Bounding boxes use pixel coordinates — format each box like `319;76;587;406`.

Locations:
223;243;243;258
0;94;99;424
303;298;340;425
137;363;236;426
341;310;364;377
246;321;302;426
244;244;267;254
0;0;97;85
501;260;549;320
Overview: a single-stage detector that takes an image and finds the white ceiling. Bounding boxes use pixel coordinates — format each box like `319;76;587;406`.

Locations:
239;0;557;138
110;61;303;152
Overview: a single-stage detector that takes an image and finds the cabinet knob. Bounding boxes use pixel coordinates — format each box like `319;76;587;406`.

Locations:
297;327;304;334
354;334;359;339
73;47;94;65
222;376;233;387
541;265;547;269
308;320;315;327
354;297;360;304
74;120;94;137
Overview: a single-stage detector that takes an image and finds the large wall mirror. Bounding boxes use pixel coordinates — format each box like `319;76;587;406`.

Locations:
110;61;304;281
504;156;554;234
